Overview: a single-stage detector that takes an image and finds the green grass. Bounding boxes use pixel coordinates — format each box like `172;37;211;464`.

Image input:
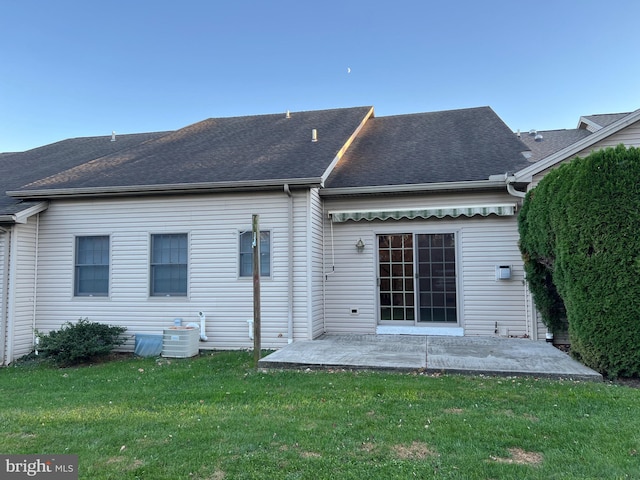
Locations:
1;352;638;479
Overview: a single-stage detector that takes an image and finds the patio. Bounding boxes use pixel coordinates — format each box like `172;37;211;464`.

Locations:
258;335;603;381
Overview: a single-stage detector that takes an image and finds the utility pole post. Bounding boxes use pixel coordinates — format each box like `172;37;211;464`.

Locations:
252;214;261;364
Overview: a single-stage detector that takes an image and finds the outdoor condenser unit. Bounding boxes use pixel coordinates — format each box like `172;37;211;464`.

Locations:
162;327;199;358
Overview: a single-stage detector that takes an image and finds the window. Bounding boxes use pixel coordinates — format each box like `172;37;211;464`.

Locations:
151;233;188;296
75;235;109;296
239;231;270;277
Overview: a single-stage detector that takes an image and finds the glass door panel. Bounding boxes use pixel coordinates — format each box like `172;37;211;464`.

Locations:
378;234;414;323
416;233;457;323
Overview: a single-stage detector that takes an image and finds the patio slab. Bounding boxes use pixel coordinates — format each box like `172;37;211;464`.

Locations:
258;334;603;381
425;336;602;381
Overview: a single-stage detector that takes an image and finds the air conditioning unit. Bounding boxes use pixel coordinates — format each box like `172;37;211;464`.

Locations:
162;327;199;358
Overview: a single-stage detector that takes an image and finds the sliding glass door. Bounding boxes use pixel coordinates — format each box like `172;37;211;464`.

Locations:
378;233;457;325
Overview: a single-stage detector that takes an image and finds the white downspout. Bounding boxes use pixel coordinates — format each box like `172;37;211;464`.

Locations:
506;175;533;339
0;226;9;365
284;184;294;344
506;176;527;198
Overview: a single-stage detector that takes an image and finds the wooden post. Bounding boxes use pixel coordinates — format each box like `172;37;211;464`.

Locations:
252;214;261;364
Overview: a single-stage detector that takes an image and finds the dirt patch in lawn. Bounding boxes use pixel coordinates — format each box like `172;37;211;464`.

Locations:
392;441;437;460
490;447;543;466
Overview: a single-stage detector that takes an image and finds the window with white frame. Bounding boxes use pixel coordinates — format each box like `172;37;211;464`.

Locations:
239;230;271;277
75;235;109;296
150;233;188;296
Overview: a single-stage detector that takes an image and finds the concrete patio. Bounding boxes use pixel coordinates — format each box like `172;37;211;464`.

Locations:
258;335;603;381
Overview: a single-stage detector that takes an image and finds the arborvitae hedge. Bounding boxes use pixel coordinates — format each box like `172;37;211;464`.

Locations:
519;144;640;378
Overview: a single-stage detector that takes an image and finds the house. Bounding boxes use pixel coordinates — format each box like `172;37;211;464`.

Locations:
1;105;639;365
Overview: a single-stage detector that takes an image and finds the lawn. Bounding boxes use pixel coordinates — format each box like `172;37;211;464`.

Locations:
1;351;638;479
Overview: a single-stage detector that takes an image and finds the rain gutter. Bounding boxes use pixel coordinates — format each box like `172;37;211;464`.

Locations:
7;179;323;200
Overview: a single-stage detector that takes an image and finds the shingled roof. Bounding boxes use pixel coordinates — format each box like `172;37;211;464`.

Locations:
0;132;168;216
323;107;531;189
517;128;592;164
12;107;373;197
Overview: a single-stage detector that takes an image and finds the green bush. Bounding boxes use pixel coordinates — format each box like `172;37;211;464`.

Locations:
36;318;127;366
519;144;640;378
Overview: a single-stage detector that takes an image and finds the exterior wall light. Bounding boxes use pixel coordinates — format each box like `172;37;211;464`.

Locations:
355;238;365;252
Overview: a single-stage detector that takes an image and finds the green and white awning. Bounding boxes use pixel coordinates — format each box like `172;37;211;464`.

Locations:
329;203;517;223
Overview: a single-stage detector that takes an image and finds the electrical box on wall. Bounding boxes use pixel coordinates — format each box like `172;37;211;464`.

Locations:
495;265;511;280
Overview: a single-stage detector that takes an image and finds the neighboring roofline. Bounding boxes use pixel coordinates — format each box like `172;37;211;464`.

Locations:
320;106;375;184
7;178;323;200
514;108;640;182
0;202;49;224
577;116;602;131
319;179;507;197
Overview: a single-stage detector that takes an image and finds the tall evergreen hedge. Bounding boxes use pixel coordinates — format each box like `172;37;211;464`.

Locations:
519;144;640;378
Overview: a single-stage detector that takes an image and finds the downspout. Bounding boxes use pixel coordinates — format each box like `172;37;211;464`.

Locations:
284;184;294;344
506;175;532;338
506;176;526;198
0;226;9;365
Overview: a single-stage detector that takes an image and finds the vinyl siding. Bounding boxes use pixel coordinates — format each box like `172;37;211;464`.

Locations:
8;219;39;361
290;189;312;341
0;231;7;363
532;120;640;186
34;191;308;352
323;191;530;337
309;188;325;339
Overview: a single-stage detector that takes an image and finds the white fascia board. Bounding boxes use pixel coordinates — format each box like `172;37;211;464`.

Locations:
319;179;506;197
0;202;49;224
7;178;322;199
514;108;640;182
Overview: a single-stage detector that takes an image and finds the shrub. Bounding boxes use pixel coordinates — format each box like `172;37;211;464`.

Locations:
519;145;640;377
36;318;127;366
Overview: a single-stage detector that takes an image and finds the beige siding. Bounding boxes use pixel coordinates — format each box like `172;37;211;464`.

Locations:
34;192;309;352
290;189;311;341
532;120;640;186
0;230;7;363
309;188;325;339
323;191;530;337
8;219;39;361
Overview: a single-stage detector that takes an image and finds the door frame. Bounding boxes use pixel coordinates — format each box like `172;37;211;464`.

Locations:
375;228;462;328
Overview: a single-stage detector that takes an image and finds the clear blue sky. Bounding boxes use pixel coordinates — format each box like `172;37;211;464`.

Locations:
2;0;639;152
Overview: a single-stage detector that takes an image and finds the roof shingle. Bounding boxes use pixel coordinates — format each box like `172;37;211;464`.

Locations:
324;106;530;188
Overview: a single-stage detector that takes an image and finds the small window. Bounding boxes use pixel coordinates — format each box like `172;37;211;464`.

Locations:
75;235;109;296
151;233;188;296
239;231;270;277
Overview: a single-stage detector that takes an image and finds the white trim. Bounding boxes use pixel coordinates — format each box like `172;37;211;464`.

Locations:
514;108;640;182
7;178;322;199
376;326;464;336
0;202;49;224
320;179;506;197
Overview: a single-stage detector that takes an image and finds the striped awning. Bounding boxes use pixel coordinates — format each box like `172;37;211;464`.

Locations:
329;203;517;223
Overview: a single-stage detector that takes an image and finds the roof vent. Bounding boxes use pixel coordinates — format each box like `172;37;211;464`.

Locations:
286;110;290;119
516;129;521;138
534;133;544;141
528;129;537;136
311;129;318;142
111;131;116;142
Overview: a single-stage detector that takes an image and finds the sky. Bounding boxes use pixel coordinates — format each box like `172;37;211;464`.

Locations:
1;0;639;152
